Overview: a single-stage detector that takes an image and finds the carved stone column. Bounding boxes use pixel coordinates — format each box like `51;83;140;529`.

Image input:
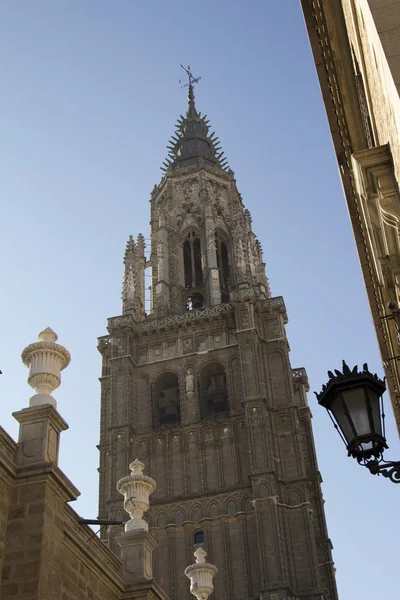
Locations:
204;198;221;306
155;213;170;316
136;233;147;320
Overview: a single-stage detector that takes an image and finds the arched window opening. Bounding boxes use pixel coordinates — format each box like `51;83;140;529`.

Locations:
145;264;153;316
215;231;230;293
184;240;193;288
200;363;228;418
221;242;230;288
194;238;203;286
186;292;205;311
184;231;203;289
194;531;204;545
154;372;180;427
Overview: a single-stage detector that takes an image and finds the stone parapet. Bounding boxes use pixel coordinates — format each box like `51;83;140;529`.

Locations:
106;295;287;336
0;426;17;465
108;302;233;334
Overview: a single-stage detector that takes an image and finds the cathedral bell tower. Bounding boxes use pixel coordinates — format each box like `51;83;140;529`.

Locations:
97;80;339;600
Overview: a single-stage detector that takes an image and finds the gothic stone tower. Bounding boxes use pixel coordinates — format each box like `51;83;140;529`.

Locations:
97;83;338;600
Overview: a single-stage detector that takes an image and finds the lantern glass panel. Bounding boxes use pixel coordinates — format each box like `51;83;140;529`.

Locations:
330;395;354;444
369;388;383;436
341;387;370;437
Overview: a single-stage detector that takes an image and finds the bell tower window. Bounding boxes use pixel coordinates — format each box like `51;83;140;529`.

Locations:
215;230;230;296
200;362;228;418
186;292;205;311
153;372;180;427
184;239;193;288
194;237;203;286
184;231;203;289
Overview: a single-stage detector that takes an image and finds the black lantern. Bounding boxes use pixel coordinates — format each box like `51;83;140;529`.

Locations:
316;361;400;483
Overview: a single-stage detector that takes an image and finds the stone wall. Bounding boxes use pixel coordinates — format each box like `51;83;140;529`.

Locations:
0;427;16;587
98;293;338;600
368;0;400;95
342;0;400;182
0;423;168;600
0;466;123;599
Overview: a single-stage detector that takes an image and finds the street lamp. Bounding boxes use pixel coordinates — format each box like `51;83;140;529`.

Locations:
315;360;400;483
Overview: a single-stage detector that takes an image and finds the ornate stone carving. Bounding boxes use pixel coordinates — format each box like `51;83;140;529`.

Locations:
249;406;262;428
258;296;285;310
184;548;218;600
230;287;255;302
292;367;310;392
108;314;134;331
183;337;193;352
108;302;233;335
21;327;71;408
117;459;156;532
258;295;288;322
97;335;112;353
138;303;233;333
239;307;249;328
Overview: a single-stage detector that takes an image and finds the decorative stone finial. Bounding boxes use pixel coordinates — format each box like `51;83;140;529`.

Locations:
117;459;156;532
184;548;218;600
194;548;207;563
21;328;71;409
38;327;58;342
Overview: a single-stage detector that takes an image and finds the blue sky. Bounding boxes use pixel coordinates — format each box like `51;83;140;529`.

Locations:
1;2;398;598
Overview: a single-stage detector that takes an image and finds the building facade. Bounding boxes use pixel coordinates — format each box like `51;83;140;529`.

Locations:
97;84;339;600
300;0;400;433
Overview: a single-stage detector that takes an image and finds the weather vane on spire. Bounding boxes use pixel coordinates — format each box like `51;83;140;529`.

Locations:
179;64;201;89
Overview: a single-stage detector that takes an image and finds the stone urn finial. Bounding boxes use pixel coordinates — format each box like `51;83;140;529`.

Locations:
117;459;156;532
21;328;71;409
185;548;218;600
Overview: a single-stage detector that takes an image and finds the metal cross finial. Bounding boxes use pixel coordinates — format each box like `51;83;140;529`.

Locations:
179;64;201;89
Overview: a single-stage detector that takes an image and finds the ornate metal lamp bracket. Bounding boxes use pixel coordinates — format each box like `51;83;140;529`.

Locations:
364;458;400;483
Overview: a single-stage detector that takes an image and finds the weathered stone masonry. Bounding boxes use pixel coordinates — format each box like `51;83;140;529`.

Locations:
98;84;339;600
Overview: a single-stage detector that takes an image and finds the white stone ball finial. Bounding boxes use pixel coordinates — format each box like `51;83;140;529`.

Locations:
21;328;71;409
185;548;218;600
117;459;156;532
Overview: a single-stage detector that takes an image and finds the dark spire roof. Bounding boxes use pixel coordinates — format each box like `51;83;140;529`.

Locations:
161;85;230;172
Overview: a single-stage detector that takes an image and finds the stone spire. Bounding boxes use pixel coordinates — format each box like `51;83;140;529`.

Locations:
161;84;230;172
184;548;218;600
21;327;71;409
122;234;146;319
124;234;136;262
